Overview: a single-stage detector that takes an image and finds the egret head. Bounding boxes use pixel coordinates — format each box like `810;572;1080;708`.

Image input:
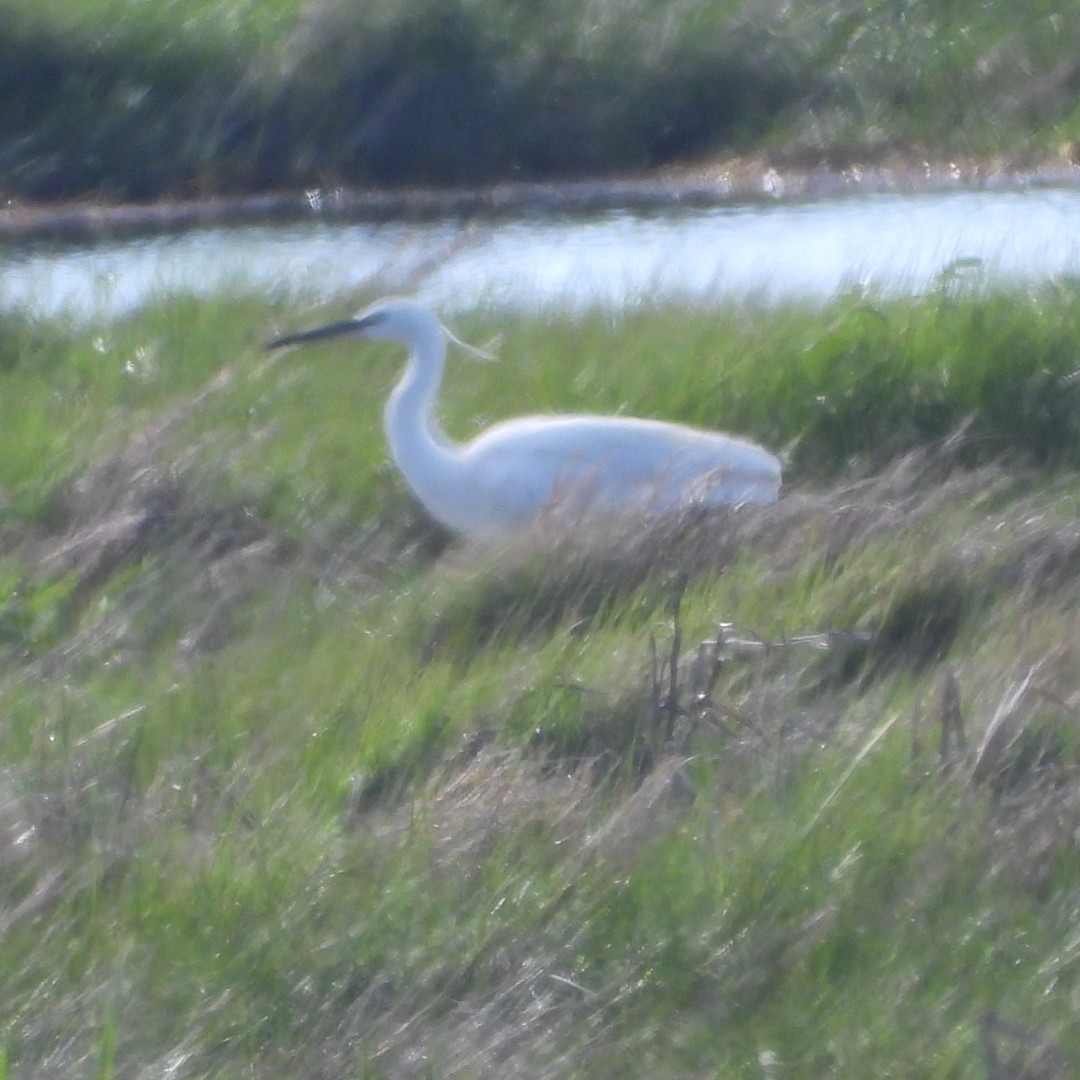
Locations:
265;297;436;352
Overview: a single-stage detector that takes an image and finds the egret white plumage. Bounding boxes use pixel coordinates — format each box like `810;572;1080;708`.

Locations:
265;297;781;538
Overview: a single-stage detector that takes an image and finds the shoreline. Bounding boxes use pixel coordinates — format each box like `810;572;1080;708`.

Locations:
3;155;1078;244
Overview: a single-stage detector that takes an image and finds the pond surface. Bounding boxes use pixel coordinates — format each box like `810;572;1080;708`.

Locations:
3;186;1080;319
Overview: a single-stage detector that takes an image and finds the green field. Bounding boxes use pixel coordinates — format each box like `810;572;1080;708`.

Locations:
3;0;1080;200
0;282;1078;1076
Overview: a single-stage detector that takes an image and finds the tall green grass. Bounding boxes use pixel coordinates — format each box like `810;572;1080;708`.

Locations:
0;285;1078;1076
3;0;1079;200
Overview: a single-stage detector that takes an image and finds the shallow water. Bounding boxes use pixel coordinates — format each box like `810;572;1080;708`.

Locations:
3;186;1080;319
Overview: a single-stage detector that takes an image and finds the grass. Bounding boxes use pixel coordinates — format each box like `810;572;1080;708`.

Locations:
1;283;1080;1077
3;0;1080;201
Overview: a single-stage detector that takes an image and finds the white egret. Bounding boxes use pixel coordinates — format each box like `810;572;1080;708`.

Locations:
265;297;781;538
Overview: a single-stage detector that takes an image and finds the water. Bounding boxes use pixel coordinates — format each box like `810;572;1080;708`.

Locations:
3;186;1080;320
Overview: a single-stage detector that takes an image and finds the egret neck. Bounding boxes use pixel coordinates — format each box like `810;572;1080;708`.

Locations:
379;310;470;530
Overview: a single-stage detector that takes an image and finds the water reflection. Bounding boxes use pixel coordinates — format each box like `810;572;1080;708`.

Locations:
2;187;1080;319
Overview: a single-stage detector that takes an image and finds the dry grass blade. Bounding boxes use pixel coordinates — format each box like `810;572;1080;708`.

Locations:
973;667;1040;786
798;712;901;840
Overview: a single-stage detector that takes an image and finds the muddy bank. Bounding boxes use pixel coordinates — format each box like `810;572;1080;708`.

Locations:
3;156;1078;244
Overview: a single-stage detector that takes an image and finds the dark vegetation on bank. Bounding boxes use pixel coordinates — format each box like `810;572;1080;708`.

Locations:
3;0;1080;203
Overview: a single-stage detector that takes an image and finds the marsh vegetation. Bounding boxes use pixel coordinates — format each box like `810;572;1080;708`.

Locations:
0;284;1078;1076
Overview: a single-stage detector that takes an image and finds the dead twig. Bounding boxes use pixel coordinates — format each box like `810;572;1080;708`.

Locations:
939;669;967;771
